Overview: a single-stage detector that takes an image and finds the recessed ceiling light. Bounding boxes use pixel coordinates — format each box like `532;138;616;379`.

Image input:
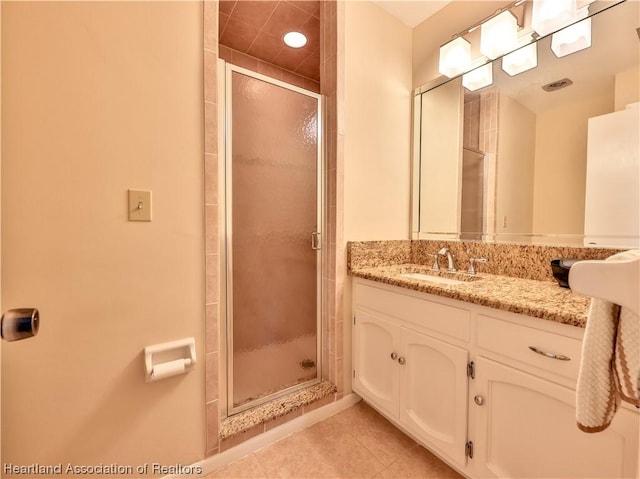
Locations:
283;31;307;48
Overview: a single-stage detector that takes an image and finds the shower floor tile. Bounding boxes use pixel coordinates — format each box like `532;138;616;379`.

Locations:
234;334;317;407
206;401;463;479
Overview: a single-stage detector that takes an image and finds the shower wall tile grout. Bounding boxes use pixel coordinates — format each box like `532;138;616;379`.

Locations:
204;0;221;459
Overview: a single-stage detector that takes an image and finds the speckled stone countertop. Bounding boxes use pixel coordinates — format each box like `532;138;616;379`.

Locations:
351;264;591;328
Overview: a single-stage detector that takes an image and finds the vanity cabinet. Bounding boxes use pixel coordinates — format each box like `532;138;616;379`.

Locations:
399;329;469;467
473;313;639;478
353;280;471;469
352;278;640;479
352;311;400;418
473;357;639;479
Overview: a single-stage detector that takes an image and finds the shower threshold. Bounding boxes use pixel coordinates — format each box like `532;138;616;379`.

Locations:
220;380;337;441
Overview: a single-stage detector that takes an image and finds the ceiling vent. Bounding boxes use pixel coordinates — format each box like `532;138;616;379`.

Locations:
542;78;574;92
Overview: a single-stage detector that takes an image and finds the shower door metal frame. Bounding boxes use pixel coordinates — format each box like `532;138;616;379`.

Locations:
221;62;323;416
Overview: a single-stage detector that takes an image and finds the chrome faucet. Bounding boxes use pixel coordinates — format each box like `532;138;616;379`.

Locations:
467;257;488;275
438;247;457;272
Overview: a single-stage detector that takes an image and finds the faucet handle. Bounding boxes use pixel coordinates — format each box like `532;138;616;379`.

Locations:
430;254;440;271
468;258;488;275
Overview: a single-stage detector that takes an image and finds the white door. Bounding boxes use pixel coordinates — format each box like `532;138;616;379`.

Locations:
400;329;469;467
473;357;640;479
353;310;400;418
584;108;640;247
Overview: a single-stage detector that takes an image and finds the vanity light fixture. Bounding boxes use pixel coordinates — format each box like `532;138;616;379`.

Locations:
438;0;525;78
480;10;519;60
502;40;538;76
283;31;307;49
551;15;592;57
463;62;493;92
438;0;596;81
439;37;472;78
532;0;578;37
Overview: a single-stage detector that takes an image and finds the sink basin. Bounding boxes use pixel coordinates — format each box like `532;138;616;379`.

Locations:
399;272;467;285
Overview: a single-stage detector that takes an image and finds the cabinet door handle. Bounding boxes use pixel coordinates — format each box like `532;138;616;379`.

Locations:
528;346;571;361
474;395;485;406
390;352;398;361
398;357;406;365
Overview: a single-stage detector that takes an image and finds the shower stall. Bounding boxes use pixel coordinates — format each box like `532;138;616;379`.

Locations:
220;62;323;414
460;147;485;241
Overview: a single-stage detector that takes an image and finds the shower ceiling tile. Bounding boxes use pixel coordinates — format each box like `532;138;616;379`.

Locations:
288;0;319;15
262;2;311;38
219;0;237;16
219;13;230;38
219;1;321;82
232;1;278;29
300;15;320;48
220;16;260;52
273;42;311;71
247;31;284;64
295;49;320;80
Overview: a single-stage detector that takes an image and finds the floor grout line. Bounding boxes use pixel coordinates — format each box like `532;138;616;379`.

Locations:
205;402;463;479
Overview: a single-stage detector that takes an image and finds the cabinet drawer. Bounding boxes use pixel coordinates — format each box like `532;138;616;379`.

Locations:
355;281;470;342
476;314;583;382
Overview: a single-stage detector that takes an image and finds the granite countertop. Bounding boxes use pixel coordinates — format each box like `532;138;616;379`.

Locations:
350;263;590;328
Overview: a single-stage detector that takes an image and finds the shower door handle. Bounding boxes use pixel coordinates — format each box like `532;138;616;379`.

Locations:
311;232;321;250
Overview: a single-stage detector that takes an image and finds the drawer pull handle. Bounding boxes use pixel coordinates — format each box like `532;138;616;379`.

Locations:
390;352;398;361
528;346;571;361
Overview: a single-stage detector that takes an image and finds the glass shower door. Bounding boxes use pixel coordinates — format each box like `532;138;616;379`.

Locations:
225;66;322;412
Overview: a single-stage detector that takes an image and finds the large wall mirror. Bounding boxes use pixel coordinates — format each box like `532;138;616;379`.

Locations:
412;0;639;247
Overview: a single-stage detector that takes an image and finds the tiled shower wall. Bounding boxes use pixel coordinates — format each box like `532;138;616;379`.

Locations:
219;45;320;93
203;0;343;457
321;0;344;399
479;88;499;238
203;0;222;457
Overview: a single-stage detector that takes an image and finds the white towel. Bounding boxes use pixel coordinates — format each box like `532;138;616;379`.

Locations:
576;250;640;433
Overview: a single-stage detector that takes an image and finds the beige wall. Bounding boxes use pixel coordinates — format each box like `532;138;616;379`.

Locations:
532;89;614;237
496;95;536;239
1;1;205;473
342;0;412;393
614;66;640;111
343;1;412;242
412;1;507;89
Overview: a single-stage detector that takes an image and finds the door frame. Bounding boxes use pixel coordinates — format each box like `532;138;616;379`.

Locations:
220;62;324;416
1;0;4;464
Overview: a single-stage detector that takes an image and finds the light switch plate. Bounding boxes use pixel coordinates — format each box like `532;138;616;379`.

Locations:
128;189;152;221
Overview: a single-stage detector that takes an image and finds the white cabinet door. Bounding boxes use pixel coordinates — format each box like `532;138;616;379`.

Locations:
353;310;401;418
473;357;640;479
400;329;469;467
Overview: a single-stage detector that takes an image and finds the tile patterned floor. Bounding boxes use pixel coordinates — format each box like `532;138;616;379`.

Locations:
206;401;464;479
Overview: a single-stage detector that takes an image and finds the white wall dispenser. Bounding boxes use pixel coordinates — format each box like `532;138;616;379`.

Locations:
144;337;196;382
